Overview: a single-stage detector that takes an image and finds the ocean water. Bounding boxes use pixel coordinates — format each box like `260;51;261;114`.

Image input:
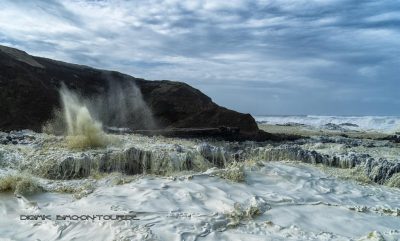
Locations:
255;115;400;133
1;162;400;240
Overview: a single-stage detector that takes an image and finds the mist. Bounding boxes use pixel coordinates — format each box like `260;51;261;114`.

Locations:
43;80;156;140
91;80;156;130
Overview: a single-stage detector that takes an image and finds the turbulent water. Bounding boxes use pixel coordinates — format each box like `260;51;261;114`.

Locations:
1;113;400;240
255;115;400;133
1;161;399;241
44;82;156;137
0;131;399;240
59;85;111;149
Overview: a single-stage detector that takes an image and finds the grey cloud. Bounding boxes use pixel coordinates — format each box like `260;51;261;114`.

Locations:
0;0;399;115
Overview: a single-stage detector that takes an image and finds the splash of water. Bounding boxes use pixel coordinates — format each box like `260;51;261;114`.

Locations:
43;79;156;148
0;173;42;195
93;79;156;130
60;86;109;149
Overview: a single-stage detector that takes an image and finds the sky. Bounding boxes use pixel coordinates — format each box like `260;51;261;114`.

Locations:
0;0;399;116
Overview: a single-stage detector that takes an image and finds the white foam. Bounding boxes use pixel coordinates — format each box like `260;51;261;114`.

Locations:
1;162;399;240
255;115;400;133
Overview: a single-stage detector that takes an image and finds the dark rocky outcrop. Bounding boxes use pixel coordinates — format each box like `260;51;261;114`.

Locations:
0;45;264;139
379;134;400;143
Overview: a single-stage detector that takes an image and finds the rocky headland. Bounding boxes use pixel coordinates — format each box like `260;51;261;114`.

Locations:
0;45;268;141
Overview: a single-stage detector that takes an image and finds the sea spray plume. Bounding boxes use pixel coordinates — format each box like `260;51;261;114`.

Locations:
43;79;156;132
59;85;110;149
42;108;66;135
42;78;156;147
94;78;156;130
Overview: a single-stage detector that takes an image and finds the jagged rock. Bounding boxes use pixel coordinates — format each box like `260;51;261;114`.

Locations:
196;143;228;167
10;140;227;179
255;144;400;184
1;130;400;184
364;158;400;184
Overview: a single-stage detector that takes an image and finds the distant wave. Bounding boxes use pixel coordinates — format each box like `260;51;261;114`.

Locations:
255;115;400;133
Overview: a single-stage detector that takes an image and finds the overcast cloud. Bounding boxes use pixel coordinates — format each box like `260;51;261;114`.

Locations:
1;0;399;115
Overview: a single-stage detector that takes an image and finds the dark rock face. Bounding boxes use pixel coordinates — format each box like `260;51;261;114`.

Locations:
379;134;400;143
135;79;259;133
0;45;259;136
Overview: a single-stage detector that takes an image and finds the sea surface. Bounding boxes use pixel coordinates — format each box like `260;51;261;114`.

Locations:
255;115;400;133
1;116;400;240
2;162;400;241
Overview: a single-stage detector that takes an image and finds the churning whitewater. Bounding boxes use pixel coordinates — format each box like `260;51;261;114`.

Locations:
0;88;399;240
60;85;110;149
255;115;400;133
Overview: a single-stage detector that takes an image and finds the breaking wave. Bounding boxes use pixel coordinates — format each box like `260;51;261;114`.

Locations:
255;115;400;133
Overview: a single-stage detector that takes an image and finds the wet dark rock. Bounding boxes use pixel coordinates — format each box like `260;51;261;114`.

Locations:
105;126;289;141
339;123;359;127
42;146;215;179
256;144;400;184
132;127;240;140
364;158;400;184
379;135;400;143
196;143;228;167
323;123;347;131
2;128;399;184
276;122;306;127
257;145;363;168
98;148;150;176
0;130;36;145
308;136;363;147
56;156;92;179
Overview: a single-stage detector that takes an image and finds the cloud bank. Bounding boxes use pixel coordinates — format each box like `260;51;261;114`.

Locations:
1;0;399;115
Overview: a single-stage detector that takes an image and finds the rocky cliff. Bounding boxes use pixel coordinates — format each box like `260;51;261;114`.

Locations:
0;45;261;139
